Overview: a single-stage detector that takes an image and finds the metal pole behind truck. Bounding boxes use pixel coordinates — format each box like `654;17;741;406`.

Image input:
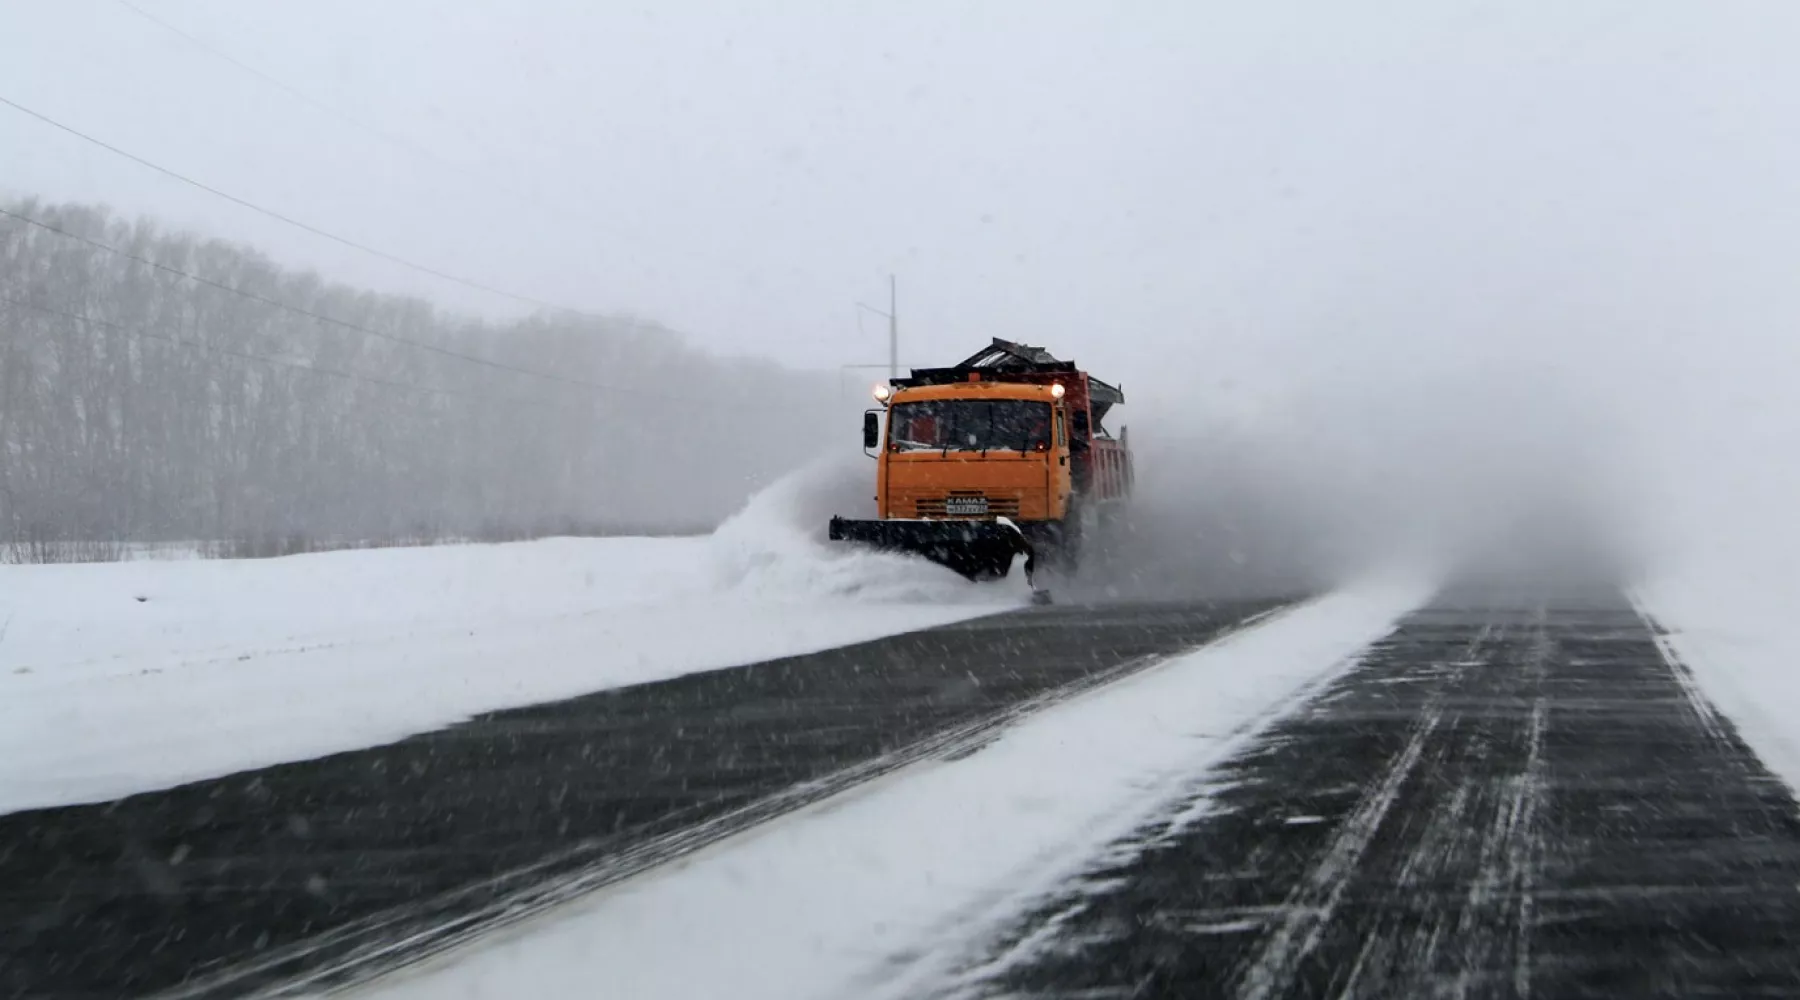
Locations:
856;274;900;381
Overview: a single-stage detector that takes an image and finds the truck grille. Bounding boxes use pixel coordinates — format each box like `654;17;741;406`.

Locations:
912;492;1022;519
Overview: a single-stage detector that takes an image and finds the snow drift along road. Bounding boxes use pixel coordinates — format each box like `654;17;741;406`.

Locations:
0;459;1015;813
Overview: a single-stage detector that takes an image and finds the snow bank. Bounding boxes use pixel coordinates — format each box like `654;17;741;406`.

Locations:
0;460;1012;812
1637;541;1800;797
0;538;701;676
359;574;1431;1000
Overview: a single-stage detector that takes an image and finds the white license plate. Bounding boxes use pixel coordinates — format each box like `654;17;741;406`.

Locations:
944;497;989;516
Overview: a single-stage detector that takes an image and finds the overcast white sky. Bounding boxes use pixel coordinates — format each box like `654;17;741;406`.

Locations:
8;1;1791;370
7;0;1800;551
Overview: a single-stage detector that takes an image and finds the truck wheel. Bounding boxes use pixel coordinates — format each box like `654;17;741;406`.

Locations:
1057;505;1086;572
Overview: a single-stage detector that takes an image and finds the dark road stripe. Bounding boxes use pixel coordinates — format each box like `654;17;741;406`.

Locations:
956;588;1800;999
0;597;1287;1000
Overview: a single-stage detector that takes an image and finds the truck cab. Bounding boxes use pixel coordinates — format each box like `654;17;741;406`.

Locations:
874;382;1074;524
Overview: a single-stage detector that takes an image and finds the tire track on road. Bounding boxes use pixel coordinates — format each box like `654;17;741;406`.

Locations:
956;586;1800;1000
1239;621;1497;1000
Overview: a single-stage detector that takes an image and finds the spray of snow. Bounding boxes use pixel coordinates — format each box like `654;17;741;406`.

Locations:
708;455;1026;605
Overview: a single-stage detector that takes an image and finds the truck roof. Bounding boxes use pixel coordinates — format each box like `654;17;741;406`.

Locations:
890;382;1062;403
894;338;1124;421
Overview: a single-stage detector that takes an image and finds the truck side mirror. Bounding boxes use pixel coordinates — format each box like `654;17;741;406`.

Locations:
862;410;881;450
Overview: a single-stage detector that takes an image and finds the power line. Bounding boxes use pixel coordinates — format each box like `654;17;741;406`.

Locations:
111;0;583;227
114;0;457;172
105;1;746;300
0;92;592;315
0;292;568;412
0;204;651;398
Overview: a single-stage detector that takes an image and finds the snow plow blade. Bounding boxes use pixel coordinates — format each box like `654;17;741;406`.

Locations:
828;517;1034;581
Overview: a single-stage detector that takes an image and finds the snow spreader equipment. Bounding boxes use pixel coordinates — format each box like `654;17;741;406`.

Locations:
829;339;1133;581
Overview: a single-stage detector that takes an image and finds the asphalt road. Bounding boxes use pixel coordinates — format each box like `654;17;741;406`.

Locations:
959;585;1800;999
0;597;1285;1000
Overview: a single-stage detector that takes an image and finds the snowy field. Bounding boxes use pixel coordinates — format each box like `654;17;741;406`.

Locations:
358;575;1430;1000
0;461;1021;813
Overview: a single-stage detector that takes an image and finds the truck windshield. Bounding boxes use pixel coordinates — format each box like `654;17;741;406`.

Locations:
889;400;1051;452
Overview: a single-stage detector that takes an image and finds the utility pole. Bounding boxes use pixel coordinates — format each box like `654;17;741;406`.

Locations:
856;273;901;380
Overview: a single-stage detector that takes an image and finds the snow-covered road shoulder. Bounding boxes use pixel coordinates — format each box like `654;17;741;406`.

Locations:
0;460;1018;813
1636;562;1800;799
358;575;1431;1000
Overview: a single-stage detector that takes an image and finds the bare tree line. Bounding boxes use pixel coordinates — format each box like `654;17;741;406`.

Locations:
0;198;835;558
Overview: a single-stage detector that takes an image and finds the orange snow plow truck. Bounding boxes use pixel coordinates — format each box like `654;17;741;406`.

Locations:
829;339;1132;581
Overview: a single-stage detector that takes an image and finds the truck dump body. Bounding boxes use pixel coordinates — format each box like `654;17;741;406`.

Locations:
830;339;1132;581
